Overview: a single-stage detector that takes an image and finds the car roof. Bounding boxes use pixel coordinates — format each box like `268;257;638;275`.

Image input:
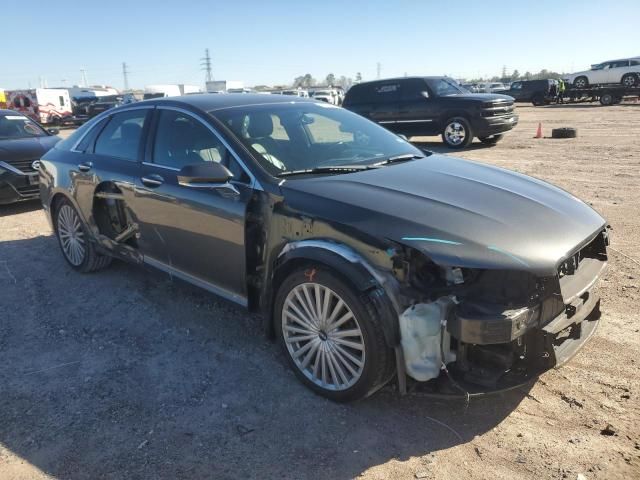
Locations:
139;93;318;111
351;76;447;86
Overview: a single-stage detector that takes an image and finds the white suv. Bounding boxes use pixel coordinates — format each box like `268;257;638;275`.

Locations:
565;58;640;88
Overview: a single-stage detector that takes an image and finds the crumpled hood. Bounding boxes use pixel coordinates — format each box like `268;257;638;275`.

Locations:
0;136;60;163
281;155;606;275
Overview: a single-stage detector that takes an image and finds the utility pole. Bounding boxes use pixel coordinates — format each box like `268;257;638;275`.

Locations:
201;48;213;83
376;62;381;79
80;68;88;87
122;62;130;91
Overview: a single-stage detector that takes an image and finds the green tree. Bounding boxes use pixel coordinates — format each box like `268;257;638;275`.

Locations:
355;72;362;83
326;73;335;86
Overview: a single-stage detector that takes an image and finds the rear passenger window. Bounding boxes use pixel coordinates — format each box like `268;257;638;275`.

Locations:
401;79;428;100
373;83;401;102
94;110;148;161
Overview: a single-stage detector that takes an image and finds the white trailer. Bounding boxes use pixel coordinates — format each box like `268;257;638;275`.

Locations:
205;80;244;93
143;84;202;99
5;88;72;125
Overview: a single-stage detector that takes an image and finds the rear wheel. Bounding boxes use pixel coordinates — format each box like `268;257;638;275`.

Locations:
55;198;111;272
479;134;504;145
599;93;614;106
621;73;638;87
441;117;473;149
275;267;394;402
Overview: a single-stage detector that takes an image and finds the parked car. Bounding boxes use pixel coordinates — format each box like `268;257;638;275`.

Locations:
476;82;507;93
498;79;558;105
0;110;60;204
343;76;518;148
40;94;607;402
565;57;640;88
311;89;339;105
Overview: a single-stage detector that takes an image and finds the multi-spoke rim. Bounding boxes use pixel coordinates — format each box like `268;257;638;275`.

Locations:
575;77;587;88
282;283;366;391
57;205;86;266
444;122;466;145
622;75;635;87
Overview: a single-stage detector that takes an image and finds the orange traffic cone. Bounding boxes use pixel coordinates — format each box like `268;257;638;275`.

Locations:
534;122;543;138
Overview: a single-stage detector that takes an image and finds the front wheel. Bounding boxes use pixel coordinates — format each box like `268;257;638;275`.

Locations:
479;134;504;145
55;199;112;272
441;117;474;149
275;267;394;402
574;76;589;89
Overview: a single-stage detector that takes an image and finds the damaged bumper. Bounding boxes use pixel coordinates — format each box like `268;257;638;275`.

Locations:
398;229;608;395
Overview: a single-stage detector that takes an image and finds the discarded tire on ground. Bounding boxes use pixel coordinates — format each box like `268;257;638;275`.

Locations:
551;127;578;139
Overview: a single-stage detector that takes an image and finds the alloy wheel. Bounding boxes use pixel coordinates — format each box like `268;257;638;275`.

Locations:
281;283;366;391
444;122;466;146
57;205;86;266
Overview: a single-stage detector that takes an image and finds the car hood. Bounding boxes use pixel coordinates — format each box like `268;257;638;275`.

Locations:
0;136;60;163
280;155;606;275
445;93;514;103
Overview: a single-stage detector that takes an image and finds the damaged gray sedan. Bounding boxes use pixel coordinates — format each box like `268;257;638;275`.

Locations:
39;95;608;402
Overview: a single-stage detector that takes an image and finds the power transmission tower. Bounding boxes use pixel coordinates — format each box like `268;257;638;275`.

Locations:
376;62;381;79
80;68;88;87
122;62;130;91
201;49;213;83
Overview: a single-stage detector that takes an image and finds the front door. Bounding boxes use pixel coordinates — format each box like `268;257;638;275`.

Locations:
129;107;252;303
396;78;438;136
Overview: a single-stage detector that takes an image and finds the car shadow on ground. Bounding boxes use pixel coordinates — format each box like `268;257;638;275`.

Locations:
539;102;640;109
0;200;42;217
0;235;531;479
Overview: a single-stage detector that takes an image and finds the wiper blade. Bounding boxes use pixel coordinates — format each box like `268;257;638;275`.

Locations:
277;165;377;177
373;153;425;166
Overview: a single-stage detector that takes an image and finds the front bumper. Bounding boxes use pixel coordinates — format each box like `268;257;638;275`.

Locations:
0;167;40;205
472;114;519;137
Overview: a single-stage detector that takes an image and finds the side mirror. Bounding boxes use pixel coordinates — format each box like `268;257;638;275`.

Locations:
48;128;60;135
178;162;233;185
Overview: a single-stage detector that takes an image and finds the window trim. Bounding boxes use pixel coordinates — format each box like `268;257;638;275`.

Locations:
92;108;152;162
150;106;257;188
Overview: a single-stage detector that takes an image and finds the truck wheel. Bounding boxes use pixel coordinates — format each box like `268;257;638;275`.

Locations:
574;76;588;89
442;117;473;149
531;94;546;106
479;134;504;145
599;93;614;106
54;198;112;273
274;267;394;402
621;73;637;87
551;127;577;139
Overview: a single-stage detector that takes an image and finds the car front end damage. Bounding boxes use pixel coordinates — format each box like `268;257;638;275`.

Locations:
391;227;609;395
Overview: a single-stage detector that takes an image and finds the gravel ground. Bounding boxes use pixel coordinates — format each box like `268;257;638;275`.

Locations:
0;104;639;480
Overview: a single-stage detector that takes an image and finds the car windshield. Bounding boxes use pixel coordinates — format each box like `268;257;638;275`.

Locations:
210;102;425;176
591;63;605;70
425;78;465;96
0;113;47;139
314;91;332;96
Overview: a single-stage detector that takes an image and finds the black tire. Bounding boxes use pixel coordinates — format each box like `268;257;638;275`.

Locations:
621;73;638;87
574;76;589;89
551;127;578;139
54;198;112;273
479;134;504;145
599;93;614;106
531;94;546;106
274;266;395;402
441;117;474;149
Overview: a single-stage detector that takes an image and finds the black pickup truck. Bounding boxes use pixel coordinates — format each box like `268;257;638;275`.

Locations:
496;79;558;106
343;76;518;148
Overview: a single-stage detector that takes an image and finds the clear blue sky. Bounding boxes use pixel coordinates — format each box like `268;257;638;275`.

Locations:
2;0;639;90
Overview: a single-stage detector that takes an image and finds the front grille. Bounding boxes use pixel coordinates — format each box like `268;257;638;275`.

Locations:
4;158;38;173
481;102;515;117
15;184;39;196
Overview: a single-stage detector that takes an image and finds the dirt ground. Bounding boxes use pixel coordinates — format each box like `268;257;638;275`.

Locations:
1;104;639;480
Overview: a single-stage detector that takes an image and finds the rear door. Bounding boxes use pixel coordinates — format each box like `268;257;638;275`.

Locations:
396;78;438;136
70;107;151;229
128;106;253;304
606;60;630;83
368;81;402;131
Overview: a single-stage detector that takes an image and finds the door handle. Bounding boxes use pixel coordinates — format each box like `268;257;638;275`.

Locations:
141;174;164;187
78;162;93;172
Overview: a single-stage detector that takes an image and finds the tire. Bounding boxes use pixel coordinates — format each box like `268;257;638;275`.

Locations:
274;266;395;402
599;93;614;106
551;127;577;139
574;76;589;89
441;117;474;149
54;198;112;273
479;134;504;145
531;94;545;106
621;73;638;87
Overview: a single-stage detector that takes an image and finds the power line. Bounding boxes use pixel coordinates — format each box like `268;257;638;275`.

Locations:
80;68;88;87
201;49;213;83
122;62;130;91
